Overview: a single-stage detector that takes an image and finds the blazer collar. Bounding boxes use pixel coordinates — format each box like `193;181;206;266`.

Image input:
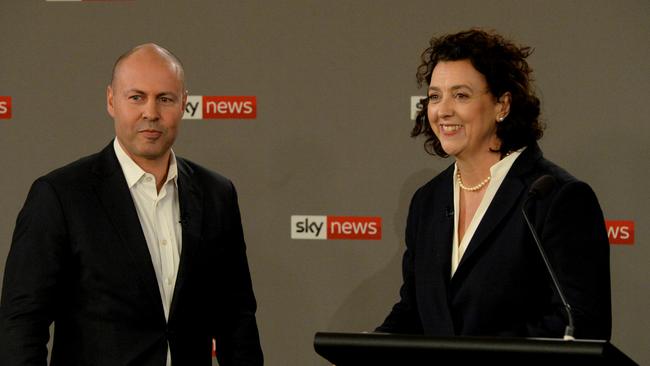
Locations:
430;165;455;282
169;158;204;318
425;165;457;334
90;141;205;320
452;144;543;281
90;141;166;317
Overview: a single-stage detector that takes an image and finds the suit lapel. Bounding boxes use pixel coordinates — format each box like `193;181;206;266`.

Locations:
453;145;542;279
169;158;203;317
430;168;454;288
420;166;456;334
91;143;164;313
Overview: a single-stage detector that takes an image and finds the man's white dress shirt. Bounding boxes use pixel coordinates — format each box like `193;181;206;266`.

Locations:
114;139;182;365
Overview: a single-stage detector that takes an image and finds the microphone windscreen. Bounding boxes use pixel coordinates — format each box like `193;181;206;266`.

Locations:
529;175;556;198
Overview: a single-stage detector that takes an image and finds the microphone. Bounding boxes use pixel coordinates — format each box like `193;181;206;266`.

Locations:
445;207;454;218
179;212;189;227
522;175;576;340
528;174;556;198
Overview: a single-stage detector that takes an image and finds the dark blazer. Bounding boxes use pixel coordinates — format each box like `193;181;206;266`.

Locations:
0;142;263;365
377;144;611;340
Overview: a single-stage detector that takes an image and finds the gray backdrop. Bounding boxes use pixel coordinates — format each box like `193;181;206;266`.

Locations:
1;1;648;365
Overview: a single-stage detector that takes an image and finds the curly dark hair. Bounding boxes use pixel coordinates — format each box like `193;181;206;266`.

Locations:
412;28;544;157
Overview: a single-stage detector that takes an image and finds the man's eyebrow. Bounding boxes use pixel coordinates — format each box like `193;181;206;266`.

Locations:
124;89;146;95
156;92;179;98
123;89;178;97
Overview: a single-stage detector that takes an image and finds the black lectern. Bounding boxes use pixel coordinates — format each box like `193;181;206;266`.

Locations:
314;332;638;365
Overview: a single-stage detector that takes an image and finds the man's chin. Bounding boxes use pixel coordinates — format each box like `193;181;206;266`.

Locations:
134;147;171;162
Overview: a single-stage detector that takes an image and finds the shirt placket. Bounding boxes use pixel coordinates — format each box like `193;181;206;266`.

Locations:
158;183;177;319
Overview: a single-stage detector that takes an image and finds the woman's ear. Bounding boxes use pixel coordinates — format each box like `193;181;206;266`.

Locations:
496;91;512;121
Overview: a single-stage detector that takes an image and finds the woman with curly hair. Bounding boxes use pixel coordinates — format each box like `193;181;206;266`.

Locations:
377;29;611;340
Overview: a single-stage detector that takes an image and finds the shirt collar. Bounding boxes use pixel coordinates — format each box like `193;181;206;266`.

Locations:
113;138;178;189
489;146;526;179
452;147;526;189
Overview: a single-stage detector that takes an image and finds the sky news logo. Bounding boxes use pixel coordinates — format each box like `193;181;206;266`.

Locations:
0;96;11;119
291;215;382;240
183;95;256;120
606;220;634;245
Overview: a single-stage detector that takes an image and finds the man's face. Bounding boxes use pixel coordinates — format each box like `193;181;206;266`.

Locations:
107;48;187;166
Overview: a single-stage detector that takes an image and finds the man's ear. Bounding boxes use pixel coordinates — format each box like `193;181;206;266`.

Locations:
107;85;115;118
181;90;188;113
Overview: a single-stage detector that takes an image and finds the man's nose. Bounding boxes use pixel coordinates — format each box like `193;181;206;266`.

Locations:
142;99;160;121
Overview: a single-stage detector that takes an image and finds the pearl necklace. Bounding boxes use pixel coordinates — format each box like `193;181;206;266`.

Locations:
457;169;491;192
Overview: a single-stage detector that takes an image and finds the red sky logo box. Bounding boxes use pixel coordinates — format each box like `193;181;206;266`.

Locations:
0;96;11;119
291;215;382;240
184;95;256;120
606;220;634;245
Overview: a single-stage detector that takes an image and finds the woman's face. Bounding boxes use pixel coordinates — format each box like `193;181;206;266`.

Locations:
427;59;508;160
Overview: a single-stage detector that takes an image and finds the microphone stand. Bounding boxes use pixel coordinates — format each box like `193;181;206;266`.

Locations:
522;194;575;341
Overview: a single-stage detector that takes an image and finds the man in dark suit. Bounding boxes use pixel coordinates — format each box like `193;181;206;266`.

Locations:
0;43;263;365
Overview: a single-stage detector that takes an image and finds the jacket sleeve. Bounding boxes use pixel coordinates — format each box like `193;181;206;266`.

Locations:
375;191;424;334
529;180;612;339
213;182;263;366
1;179;71;365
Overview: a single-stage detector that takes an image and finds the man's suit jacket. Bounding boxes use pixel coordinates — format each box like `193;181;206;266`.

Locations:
0;142;263;365
377;144;611;340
